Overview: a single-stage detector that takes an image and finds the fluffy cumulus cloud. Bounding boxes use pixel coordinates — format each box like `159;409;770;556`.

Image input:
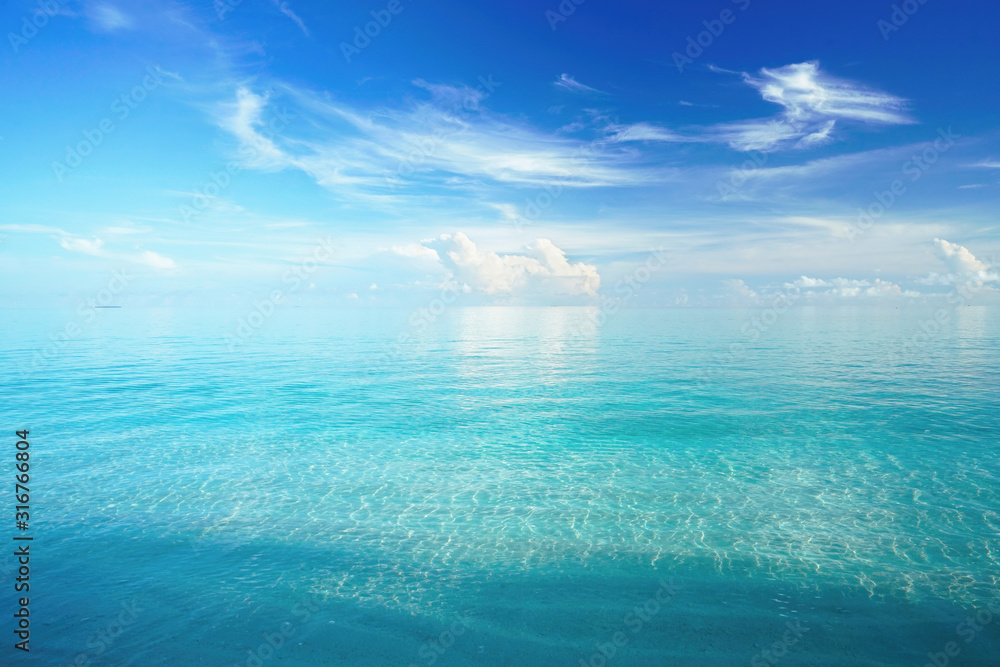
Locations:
934;238;991;273
783;276;918;298
723;278;757;299
411;232;600;299
919;238;998;285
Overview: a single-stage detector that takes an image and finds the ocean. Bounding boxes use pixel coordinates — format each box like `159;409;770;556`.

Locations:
2;306;998;665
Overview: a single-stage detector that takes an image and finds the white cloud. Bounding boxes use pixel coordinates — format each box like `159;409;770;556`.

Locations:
415;232;600;299
797;120;837;147
784;276;918;298
785;276;829;288
719;61;911;152
856;278;917;298
99;224;153;236
554;74;604;95
723;278;757;299
488;202;523;225
218;88;286;168
715;120;802;152
391;243;440;262
87;4;133;31
610;122;687;143
919;238;998;285
0;224;66;234
55;233;176;270
607;62;908;153
271;0;309;35
744;62;910;124
215;82;660;193
59;236;105;256
140;251;176;269
934;238;987;273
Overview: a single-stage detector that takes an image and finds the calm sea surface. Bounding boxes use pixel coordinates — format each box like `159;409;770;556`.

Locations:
1;306;998;665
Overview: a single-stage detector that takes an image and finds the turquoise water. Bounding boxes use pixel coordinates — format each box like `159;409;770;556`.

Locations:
2;306;999;665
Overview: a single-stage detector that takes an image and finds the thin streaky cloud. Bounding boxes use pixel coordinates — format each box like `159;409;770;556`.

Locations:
87;4;133;32
609;122;689;143
271;0;309;36
609;62;908;153
716;61;912;152
554;74;605;95
743;61;911;124
214;82;670;197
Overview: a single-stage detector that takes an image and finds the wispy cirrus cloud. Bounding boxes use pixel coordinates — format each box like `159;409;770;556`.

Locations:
0;224;175;270
719;61;912;151
612;61;912;152
59;234;176;269
553;74;605;95
213;81;665;197
271;0;309;36
744;61;910;124
86;4;133;32
607;122;688;143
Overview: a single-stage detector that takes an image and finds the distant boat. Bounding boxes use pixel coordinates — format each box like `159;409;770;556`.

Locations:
94;306;122;309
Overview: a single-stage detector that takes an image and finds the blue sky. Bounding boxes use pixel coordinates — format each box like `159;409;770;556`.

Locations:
1;0;998;307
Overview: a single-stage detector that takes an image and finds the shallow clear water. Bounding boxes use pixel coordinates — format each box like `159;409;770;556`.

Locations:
2;306;998;665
